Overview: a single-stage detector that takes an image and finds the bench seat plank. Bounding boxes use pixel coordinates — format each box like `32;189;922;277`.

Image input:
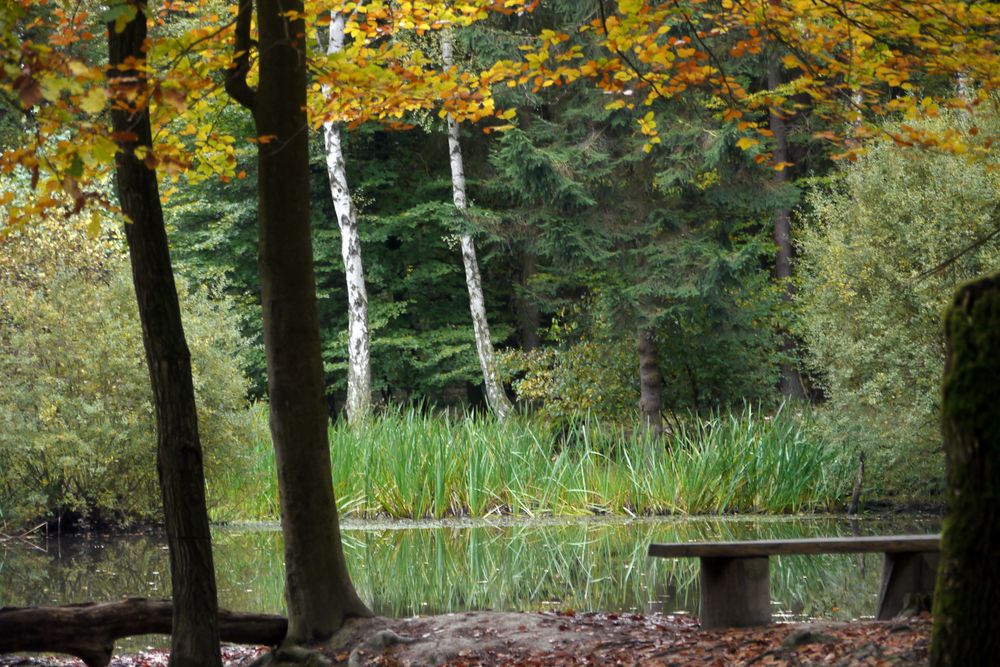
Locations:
648;534;940;559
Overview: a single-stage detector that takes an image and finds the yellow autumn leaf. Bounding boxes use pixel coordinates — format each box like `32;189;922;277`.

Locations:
87;210;102;239
80;87;106;114
40;77;63;102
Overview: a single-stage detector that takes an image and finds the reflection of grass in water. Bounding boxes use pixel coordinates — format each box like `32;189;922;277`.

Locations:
215;404;846;521
211;516;937;620
0;517;938;631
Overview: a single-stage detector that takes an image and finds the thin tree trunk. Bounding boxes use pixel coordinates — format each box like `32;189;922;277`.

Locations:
442;31;512;420
107;5;221;667
637;329;663;439
931;273;1000;666
323;10;371;424
847;451;865;516
517;248;540;352
226;0;371;644
768;54;805;400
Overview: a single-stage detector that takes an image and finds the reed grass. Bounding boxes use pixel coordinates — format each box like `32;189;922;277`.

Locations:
211;403;847;522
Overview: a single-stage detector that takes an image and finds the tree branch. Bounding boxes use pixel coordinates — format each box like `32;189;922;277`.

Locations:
224;0;256;110
918;216;1000;281
596;0;670;103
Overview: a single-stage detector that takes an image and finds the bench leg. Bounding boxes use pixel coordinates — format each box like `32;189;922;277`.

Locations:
699;556;771;628
877;551;940;620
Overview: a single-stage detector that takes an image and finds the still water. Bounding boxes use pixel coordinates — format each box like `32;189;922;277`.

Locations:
0;515;938;625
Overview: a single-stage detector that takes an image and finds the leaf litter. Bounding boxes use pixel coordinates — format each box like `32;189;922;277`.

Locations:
0;612;930;666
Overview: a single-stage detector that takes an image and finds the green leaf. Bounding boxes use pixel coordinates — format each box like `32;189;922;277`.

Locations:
67;155;85;179
101;2;138;33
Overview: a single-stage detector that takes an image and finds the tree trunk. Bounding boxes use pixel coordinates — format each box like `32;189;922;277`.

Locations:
227;0;372;644
637;329;663;439
517;249;540;352
442;31;512;420
323;10;371;425
107;6;221;667
768;55;805;401
930;273;1000;666
0;599;287;667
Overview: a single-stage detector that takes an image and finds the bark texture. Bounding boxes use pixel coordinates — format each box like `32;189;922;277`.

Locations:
637;329;663;439
0;599;287;667
930;273;1000;666
108;7;221;667
768;55;805;400
323;11;371;424
226;0;372;644
442;31;512;420
256;0;372;641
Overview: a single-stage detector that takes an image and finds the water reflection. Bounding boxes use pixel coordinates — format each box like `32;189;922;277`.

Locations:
0;515;939;624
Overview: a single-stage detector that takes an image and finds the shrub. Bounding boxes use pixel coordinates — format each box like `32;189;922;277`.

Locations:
0;221;251;527
795;111;1000;497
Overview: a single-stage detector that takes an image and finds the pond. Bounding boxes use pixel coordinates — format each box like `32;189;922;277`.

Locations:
0;514;938;644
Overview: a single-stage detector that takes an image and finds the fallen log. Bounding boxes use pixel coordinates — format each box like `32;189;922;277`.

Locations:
0;597;287;667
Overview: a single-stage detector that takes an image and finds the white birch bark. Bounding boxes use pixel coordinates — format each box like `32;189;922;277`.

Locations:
323;10;371;423
442;31;512;419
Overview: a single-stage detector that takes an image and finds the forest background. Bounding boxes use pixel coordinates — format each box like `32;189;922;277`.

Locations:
1;0;998;529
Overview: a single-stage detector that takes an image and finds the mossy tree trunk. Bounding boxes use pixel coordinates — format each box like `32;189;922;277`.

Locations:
108;4;221;666
931;272;1000;666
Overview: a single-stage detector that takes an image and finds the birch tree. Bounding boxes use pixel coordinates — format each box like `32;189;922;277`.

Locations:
441;30;512;420
322;7;371;424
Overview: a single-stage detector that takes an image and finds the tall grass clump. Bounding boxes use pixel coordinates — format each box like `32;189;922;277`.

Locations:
663;404;846;513
215;403;847;521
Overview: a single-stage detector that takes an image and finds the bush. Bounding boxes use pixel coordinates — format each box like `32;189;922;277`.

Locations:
0;221;252;527
501;333;638;427
795;111;1000;498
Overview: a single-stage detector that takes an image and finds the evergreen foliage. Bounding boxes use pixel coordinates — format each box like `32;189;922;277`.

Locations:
167;126;517;410
484;77;784;419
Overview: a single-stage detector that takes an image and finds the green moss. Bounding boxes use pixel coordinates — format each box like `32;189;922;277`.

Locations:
931;273;1000;666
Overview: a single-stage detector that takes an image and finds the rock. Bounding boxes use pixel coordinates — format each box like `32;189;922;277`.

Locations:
782;625;837;649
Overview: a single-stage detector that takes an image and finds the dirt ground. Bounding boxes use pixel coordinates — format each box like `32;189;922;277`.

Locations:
0;611;931;667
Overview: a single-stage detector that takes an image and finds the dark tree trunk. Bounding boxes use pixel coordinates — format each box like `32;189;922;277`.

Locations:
637;329;663;439
107;5;221;667
517;249;540;352
768;55;805;400
240;0;371;643
931;273;1000;666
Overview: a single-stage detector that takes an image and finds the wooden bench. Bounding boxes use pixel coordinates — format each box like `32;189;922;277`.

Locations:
648;534;940;628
